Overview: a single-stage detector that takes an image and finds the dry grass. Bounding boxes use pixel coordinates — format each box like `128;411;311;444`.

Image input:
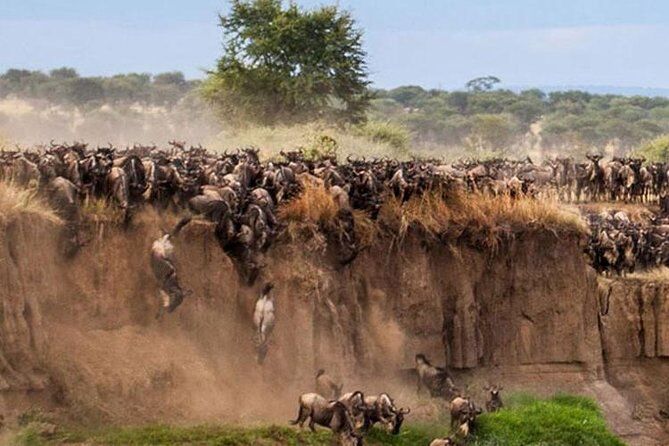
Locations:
278;182;338;225
628;267;669;282
0;181;60;224
81;197;125;223
380;190;586;245
279;182;587;251
577;202;655;224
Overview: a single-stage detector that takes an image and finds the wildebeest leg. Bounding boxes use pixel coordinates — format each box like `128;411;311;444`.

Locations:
308;413;316;432
290;405;308;428
155;290;169;319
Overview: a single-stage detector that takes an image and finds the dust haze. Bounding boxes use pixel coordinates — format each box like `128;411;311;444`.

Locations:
0;97;220;147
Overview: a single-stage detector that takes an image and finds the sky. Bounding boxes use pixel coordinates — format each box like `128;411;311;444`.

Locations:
2;1;669;90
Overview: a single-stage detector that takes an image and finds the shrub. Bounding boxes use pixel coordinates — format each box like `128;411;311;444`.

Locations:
635;134;669;162
356;120;410;154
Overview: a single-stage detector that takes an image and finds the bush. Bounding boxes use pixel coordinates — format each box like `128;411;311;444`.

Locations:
635;134;669;162
356;120;410;153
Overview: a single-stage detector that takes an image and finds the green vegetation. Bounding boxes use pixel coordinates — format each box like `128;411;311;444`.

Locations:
373;86;669;156
634;134;669;162
471;393;624;446
10;394;621;446
202;0;370;125
4;66;669;158
0;68;197;106
9;424;446;446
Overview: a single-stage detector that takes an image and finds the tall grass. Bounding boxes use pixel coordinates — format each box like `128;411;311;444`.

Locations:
0;181;59;224
379;190;587;249
628;266;669;282
279;182;587;251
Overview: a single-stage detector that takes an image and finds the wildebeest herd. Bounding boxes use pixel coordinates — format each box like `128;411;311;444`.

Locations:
585;209;669;275
3;142;669;286
4;143;666;442
289;354;500;446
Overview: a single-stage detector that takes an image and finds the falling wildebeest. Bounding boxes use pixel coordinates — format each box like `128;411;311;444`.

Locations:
253;282;276;364
150;217;191;318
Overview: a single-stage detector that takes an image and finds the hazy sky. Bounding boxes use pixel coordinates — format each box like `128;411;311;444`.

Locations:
2;1;669;89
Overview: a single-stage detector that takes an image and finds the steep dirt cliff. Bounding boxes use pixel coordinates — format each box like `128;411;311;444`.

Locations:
0;211;667;444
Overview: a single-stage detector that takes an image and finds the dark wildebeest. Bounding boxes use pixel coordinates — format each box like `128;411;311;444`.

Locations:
106;166;131;224
484;385;504;413
361;393;410;435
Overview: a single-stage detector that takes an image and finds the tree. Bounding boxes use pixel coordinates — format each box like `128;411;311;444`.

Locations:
202;0;370;124
49;67;79;80
154;71;186;86
465;76;501;92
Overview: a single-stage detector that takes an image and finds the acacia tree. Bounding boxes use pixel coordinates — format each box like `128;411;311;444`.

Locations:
465;76;501;92
203;0;370;124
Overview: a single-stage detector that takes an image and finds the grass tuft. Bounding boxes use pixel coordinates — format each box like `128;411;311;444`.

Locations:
0;181;60;225
628;267;669;282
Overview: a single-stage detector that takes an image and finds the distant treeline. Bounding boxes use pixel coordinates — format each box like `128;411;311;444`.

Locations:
0;67;200;106
3;67;669;155
372;86;669;154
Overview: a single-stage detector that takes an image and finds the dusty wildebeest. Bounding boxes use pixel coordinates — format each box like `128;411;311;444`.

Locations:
450;396;482;438
150;217;191;318
316;369;343;399
291;393;363;445
361;393;410;435
253;282;276;364
415;354;459;399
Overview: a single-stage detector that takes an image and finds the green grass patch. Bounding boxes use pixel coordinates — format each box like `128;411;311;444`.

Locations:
10;423;444;446
10;394;622;446
471;393;623;446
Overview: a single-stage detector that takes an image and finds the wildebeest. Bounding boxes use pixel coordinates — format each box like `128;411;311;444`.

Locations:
338;391;367;430
316;369;343;399
361;393;409;435
253;282;276;364
290;393;362;445
149;217;191;318
484;385;504;412
449;396;482;436
415;354;458;399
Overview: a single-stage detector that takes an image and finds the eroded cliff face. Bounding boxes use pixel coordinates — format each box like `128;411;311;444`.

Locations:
0;212;667;443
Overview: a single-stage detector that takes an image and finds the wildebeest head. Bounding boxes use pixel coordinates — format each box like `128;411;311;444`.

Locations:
390;407;410;435
262;282;274;296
